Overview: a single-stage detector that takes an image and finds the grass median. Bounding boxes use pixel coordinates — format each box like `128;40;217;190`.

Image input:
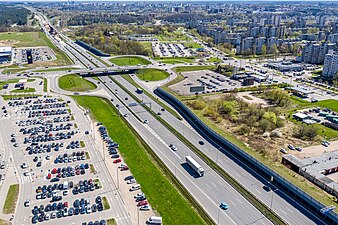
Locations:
3;184;19;214
109;56;151;66
59;74;97;92
73;95;208;225
136;68;170;81
10;88;36;93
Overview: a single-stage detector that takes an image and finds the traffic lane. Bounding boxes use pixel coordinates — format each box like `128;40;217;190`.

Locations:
115;75;324;224
123;112;239;225
98;81;244;224
102;79;273;225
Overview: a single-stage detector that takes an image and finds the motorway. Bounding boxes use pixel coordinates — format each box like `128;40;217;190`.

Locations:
24;10;329;225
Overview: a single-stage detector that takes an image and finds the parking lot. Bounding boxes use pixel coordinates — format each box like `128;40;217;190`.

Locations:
12;47;56;65
0;92;157;225
169;70;243;95
152;42;193;57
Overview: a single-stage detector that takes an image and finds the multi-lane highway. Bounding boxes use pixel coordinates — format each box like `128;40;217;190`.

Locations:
30;10;329;225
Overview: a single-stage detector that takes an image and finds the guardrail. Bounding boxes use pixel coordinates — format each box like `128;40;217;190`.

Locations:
155;87;338;225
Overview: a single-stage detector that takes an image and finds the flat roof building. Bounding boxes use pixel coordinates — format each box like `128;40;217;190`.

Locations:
0;46;12;63
267;61;303;72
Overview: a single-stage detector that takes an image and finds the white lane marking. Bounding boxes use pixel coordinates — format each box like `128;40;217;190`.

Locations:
280;209;287;215
229;199;236;206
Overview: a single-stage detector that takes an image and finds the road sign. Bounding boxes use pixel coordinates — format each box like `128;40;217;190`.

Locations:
320;205;336;214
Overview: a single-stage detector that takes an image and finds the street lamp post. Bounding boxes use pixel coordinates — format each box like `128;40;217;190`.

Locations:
137;205;140;225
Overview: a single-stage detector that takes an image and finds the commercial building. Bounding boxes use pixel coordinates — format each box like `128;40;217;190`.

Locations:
322;52;338;79
0;46;12;63
267;61;303;72
282;151;338;197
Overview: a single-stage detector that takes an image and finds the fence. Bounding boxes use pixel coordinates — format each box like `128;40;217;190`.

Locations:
155;87;338;225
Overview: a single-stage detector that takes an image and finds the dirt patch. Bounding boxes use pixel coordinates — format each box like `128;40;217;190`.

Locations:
236;92;271;108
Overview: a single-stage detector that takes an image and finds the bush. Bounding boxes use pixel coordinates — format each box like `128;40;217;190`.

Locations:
190;100;206;110
293;124;318;140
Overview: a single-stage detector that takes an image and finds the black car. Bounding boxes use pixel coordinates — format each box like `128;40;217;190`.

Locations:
124;175;134;181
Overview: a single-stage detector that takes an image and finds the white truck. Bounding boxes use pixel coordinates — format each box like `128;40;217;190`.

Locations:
186;156;204;177
147;216;162;224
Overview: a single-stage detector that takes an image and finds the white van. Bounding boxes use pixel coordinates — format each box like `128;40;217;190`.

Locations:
130;184;141;191
147;216;162;224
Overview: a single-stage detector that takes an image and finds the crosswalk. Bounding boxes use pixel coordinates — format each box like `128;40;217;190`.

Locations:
20;174;32;184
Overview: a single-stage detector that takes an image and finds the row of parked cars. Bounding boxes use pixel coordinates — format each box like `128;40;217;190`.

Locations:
31;196;105;223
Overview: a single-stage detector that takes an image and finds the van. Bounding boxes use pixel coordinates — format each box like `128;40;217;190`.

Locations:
130;184;141;191
147;216;162;224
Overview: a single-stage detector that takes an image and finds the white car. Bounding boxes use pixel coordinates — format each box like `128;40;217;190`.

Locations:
21;163;28;169
280;148;288;154
134;192;144;199
118;163;127;169
63;190;69;196
127;179;136;184
139;205;150;211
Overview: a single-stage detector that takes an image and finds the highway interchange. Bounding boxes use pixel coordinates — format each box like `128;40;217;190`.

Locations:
0;9;333;225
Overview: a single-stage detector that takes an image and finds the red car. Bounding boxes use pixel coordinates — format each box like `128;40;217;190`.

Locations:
47;173;51;179
113;158;122;164
51;168;57;174
137;200;148;206
64;202;68;207
120;165;129;171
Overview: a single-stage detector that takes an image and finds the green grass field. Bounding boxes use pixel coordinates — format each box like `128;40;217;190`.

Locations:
185;42;203;49
10;87;36;93
0;32;46;48
136;68;170;81
2;94;40;100
172;65;216;73
155;57;195;64
109;56;151;66
58;74;97;92
3;184;19;214
107;218;117;225
33;67;77;73
207;57;222;63
0;32;72;66
73;96;206;225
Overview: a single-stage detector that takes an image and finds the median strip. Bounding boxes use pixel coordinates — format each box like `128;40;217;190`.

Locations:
111;76;286;225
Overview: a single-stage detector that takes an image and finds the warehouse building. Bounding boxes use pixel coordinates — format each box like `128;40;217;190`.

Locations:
0;46;12;63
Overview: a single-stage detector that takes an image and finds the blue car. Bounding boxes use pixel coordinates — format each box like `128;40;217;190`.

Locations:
220;202;228;210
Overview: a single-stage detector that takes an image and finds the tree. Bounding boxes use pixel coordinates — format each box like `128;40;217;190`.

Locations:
263;111;277;125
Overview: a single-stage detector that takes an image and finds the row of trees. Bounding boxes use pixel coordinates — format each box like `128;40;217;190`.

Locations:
67;13;152;26
75;25;152;56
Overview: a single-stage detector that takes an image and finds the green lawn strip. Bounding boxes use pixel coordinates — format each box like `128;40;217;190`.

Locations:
112;79;285;224
80;140;85;147
140;42;153;56
107;218;117;225
33;67;78;73
2;68;28;75
121;75;182;120
39;32;73;66
102;197;110;210
189;107;338;213
109;56;151;66
90;164;96;173
87;51;110;67
172;65;217;73
85;152;90;159
207;57;222;63
185;42;203;49
73;96;208;225
3;184;19;214
44;78;48;92
59;74;97;92
135;68;170;81
10;88;36;93
2;94;41;100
